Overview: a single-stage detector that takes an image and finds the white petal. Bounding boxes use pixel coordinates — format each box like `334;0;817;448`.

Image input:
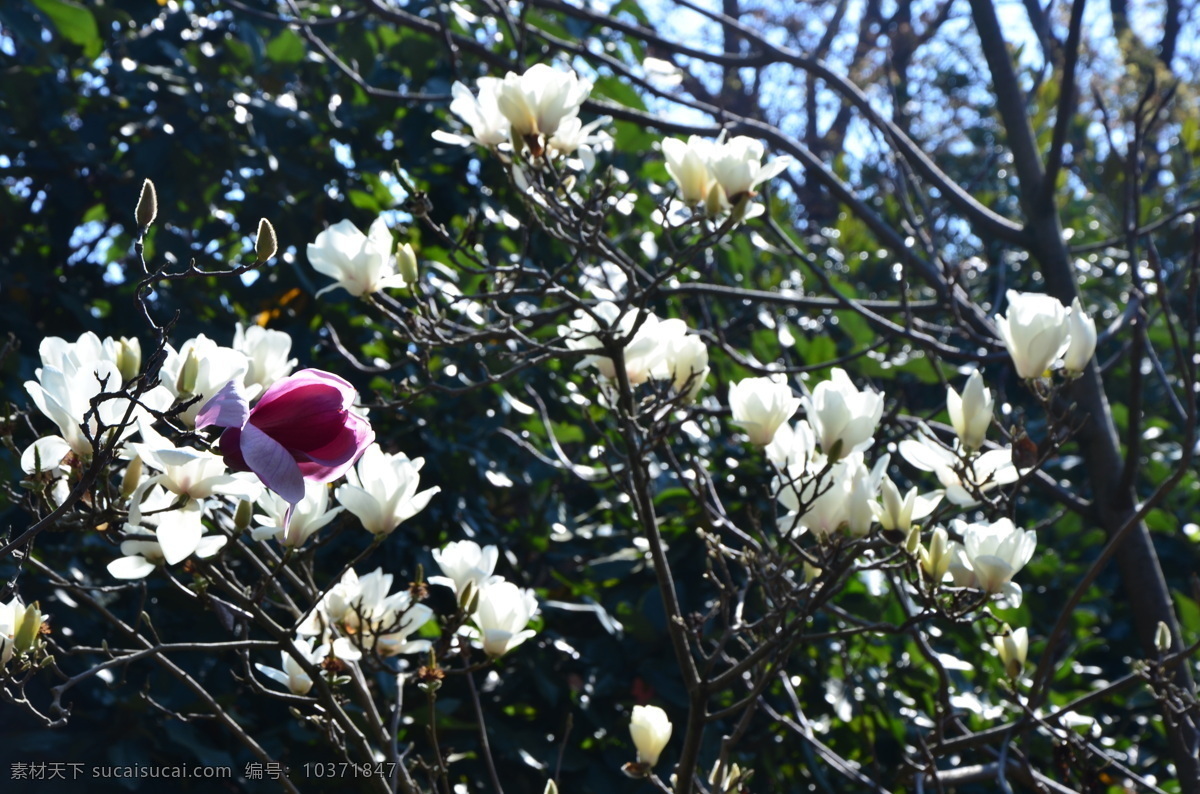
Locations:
108;556;157;579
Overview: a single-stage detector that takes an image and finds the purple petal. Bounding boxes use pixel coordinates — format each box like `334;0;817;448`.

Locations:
240;423;305;503
218;427;249;472
253;369;356;415
196;379;250;430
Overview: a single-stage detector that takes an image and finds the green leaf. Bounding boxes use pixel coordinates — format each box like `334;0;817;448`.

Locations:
591;75;647;111
265;29;306;64
31;0;101;58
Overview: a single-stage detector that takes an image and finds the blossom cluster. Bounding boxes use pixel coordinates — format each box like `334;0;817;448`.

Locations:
995;290;1097;379
662;133;792;217
19;330;436;581
431;540;539;657
919;518;1037;606
557;302;709;399
725;366;1039;608
437;64;609;167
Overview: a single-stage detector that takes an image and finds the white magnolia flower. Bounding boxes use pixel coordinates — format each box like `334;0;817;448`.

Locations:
309;218;408;298
947;371;993;452
642;56;683;85
255;637;328;696
435;77;510;148
660;334;709;400
494;64;592;141
233;323;296;392
777;452;889;540
558;303;688;385
472;581;538;657
25;332;171;456
35;331;136;375
954;517;1037;605
126;420;260;525
1063;297;1097;374
765;419;819;469
108;514;228;579
430;540;503;602
299;568;434;660
728;377;801;446
110;336;142;381
336;444;440;536
919;526;952;584
993;624;1029;679
547;115;612;170
629;704;673;767
995;290;1071;379
898;426;1023;506
804;368;883;460
130;421;248;498
662;136;717;206
159;335;251;425
846;461;880;538
252;481;344;549
705;135;792;205
874;476;940;533
946;541;975;588
0;598;46;666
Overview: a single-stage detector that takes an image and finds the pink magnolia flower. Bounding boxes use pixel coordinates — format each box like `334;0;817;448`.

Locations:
197;369;373;503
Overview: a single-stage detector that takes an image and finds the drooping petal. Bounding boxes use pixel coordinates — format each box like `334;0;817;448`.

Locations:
108;556;157;579
21;436;72;475
240;423;305;504
195;536;229;558
254;664;294;689
195;378;251;430
156;514;203;566
331;637;363;661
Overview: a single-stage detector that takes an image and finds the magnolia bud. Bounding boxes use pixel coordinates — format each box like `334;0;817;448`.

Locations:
904;524;921;555
115;337;141;382
543;782;558;794
1154;621;1172;653
234;503;255;534
704;182;726;216
709;760;745;794
459;579;478;613
135;179;158;228
919;527;951;585
255;218;278;263
629;705;672;767
947;371;993;452
1062;297;1097;374
176;348;200;395
878;477;918;533
397;242;419;286
13;602;43;653
992;624;1028;679
234;500;254;533
121;456;144;500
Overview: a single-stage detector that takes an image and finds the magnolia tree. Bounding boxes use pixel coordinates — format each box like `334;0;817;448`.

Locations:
2;1;1199;793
